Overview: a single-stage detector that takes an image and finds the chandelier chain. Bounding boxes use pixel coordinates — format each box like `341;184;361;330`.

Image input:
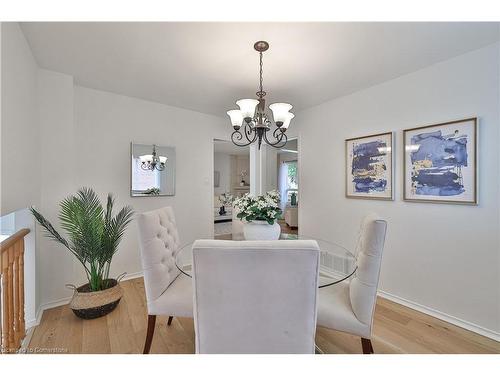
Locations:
257;51;266;98
259;51;263;94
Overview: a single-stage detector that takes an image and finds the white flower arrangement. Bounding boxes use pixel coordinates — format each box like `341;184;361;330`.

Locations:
233;190;282;225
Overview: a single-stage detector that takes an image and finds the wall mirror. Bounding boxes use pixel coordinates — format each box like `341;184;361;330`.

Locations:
131;143;176;196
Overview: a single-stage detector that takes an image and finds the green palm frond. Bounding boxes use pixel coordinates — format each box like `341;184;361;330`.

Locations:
31;187;134;291
30;207;70;249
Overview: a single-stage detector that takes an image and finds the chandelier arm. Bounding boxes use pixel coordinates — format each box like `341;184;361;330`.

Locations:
272;126;283;139
244;122;253;140
263;127;287;149
231;129;253;147
244;123;257;143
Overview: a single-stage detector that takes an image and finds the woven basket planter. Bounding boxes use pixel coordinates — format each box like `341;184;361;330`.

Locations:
67;279;123;319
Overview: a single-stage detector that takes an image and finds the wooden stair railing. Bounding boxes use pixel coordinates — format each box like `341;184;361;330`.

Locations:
0;228;30;354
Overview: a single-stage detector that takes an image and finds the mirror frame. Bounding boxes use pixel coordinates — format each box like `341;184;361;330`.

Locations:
130;142;176;197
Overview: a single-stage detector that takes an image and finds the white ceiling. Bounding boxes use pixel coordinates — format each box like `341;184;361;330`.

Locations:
21;22;499;117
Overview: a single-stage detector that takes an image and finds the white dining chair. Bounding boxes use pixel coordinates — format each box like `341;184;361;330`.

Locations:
137;206;193;354
317;215;387;354
191;239;320;354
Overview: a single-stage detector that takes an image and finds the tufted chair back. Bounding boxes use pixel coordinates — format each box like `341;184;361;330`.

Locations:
349;216;387;329
137;207;181;305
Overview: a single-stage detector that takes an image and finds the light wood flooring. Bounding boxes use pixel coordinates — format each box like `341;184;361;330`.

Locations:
28;277;499;354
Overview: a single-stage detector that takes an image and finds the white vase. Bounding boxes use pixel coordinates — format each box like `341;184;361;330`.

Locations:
243;220;281;240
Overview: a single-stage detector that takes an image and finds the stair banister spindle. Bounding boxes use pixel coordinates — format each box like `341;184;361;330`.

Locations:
0;228;30;353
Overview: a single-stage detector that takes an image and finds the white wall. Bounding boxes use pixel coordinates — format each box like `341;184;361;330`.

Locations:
72;86;227;292
249;145;278;195
36;69;77;307
2;23;229;311
214;152;231;196
0;23;40;324
264;146;278;192
296;43;500;337
26;83;228;307
1;23;39;215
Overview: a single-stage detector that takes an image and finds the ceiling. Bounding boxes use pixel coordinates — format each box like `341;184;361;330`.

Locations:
20;22;499;117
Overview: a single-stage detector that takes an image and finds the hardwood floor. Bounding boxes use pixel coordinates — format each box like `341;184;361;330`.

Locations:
28;278;499;354
278;220;298;235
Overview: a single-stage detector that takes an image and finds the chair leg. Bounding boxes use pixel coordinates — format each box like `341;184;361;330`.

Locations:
361;338;374;354
167;316;173;326
143;315;157;354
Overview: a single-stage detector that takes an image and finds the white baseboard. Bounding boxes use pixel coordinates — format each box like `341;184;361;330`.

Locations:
26;272;144;329
26;296;72;328
378;290;500;342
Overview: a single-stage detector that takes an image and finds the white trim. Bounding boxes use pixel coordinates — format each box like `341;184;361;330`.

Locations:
27;296;72;328
26;271;144;329
378;290;500;342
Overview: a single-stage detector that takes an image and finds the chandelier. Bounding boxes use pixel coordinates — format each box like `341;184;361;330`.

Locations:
227;41;294;150
139;144;167;171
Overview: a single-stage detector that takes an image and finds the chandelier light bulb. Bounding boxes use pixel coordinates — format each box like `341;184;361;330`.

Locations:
236;99;259;122
140;154;153;163
159;156;168;164
269;103;293;127
227;110;244;129
280;112;295;131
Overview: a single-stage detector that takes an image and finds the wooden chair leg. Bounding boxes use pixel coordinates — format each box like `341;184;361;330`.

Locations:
143;315;157;354
361;338;374;354
167;316;173;326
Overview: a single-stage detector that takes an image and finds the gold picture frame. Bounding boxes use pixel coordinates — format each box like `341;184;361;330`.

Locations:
403;118;478;205
345;131;394;200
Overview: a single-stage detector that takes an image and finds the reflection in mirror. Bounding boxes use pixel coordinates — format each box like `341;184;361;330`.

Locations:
131;143;175;196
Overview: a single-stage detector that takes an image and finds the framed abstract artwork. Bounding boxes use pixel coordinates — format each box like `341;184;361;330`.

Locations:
345;132;394;200
403;118;477;204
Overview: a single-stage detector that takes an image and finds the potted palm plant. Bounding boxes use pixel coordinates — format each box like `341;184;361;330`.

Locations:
31;188;134;319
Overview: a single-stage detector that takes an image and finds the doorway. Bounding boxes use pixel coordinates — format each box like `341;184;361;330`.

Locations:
212;137;299;239
213;139;250;239
276;139;299;235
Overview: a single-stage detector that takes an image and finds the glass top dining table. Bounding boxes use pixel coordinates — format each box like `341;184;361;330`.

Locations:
175;234;357;288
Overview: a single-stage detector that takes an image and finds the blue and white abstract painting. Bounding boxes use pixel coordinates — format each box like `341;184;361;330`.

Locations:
404;119;477;204
346;132;393;200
